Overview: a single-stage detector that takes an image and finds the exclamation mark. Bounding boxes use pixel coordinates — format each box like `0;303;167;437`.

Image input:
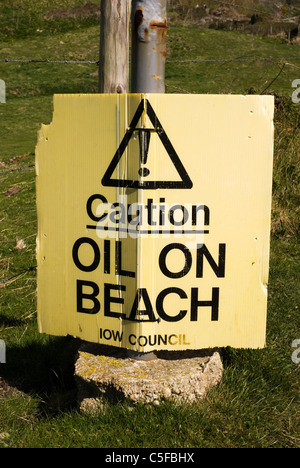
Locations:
138;129;151;177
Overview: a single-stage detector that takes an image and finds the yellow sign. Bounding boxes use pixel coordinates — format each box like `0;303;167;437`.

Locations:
36;93;274;352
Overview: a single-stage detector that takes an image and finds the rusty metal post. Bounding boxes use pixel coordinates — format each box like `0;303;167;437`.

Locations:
131;0;167;93
128;1;167;362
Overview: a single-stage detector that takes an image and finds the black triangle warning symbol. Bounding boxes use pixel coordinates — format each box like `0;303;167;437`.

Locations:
101;99;193;189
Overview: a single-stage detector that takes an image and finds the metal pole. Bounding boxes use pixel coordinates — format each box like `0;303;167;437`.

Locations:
131;0;167;93
128;1;167;361
99;0;131;93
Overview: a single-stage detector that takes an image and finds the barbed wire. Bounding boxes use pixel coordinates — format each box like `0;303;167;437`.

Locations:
0;266;37;287
0;165;35;175
1;3;298;292
1;56;300;66
167;56;300;64
0;58;99;65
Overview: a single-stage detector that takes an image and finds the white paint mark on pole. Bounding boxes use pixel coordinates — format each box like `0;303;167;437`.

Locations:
0;80;6;103
0;340;6;363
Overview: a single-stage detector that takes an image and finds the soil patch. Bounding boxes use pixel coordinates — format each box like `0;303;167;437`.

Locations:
45;2;100;21
0;377;26;399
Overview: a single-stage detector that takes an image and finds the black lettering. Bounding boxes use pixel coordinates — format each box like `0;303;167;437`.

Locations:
146;198;157;226
138;335;148;347
112;329;123;342
77;280;100;314
104;283;126;319
103;329;112;340
129;334;136;345
115;240;135;278
191;287;219;321
148;335;157;346
156;287;188;322
159;243;192;278
129;288;156;322
72;237;100;272
157;334;168;345
159;198;165;225
192;205;210;226
86;194;108;222
196;244;226;278
110;202;126;224
104;239;110;274
100;328;123;342
169;204;188;226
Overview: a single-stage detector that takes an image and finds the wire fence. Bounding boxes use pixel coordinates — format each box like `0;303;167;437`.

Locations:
0;0;299;66
0;266;37;287
0;164;35;175
0;58;99;65
1;56;300;65
1;0;299;286
1;53;299;98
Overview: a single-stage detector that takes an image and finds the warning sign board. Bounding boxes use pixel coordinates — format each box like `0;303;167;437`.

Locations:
36;93;274;352
102;98;192;189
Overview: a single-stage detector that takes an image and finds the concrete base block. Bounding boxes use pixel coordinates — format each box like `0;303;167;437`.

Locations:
75;342;223;413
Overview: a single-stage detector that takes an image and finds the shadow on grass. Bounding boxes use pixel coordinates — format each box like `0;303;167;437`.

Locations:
0;335;81;414
0;313;25;329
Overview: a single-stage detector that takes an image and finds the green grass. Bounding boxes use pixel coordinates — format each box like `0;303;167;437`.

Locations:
0;4;299;448
165;25;300;96
0;0;100;41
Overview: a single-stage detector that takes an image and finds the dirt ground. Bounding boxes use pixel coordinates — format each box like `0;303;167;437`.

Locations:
44;2;100;21
0;377;25;399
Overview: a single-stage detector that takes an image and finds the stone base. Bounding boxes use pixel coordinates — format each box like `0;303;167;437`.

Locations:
74;342;223;413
